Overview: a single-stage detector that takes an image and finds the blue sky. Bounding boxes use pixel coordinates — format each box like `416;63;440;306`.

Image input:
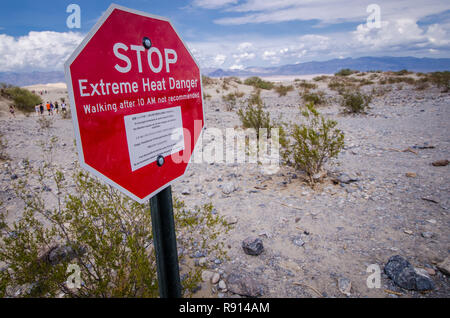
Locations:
0;0;449;72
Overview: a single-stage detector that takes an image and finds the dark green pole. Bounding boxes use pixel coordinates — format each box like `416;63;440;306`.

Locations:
150;185;182;298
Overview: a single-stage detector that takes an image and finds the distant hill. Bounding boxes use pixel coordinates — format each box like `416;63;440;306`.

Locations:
203;56;450;77
1;56;449;86
0;71;65;87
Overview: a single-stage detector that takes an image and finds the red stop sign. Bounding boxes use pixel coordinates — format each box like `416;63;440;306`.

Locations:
65;4;205;203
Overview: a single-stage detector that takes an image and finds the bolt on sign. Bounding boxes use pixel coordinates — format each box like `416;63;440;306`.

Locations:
65;4;205;203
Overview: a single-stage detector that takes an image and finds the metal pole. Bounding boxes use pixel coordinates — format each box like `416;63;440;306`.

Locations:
150;185;182;298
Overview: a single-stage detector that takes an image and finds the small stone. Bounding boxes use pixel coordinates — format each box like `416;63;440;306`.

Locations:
405;172;417;178
403;229;413;235
436;256;450;276
242;237;264;256
337;173;358;184
432;160;449;167
421;231;434;239
10;174;18;180
181;189;190;195
218;280;227;290
227;273;264;297
224;216;238;225
211;273;220;284
201;270;215;282
292;237;305;247
198;257;207;266
222;182;236;195
338;277;351;296
425;268;436;276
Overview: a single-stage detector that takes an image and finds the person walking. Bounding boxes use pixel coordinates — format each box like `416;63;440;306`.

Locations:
46;102;51;116
39;103;44;115
9;105;15;118
61;102;67;114
35;104;40;116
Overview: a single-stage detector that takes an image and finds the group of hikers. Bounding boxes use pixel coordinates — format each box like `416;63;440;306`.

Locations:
35;101;67;116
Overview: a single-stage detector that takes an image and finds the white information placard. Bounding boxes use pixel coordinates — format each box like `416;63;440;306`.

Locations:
124;106;184;171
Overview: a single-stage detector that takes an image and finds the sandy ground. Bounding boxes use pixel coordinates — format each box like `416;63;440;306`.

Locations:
0;74;449;298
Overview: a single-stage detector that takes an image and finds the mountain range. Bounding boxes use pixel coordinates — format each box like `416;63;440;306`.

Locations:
1;56;449;86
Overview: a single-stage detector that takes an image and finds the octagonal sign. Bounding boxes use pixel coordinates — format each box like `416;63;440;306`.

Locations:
65;4;205;203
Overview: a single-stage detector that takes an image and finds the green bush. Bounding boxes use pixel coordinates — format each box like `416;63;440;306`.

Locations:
222;93;237;111
335;69;358;76
0;139;231;297
288;103;344;184
237;91;272;140
313;75;329;82
328;78;356;93
296;81;318;89
340;90;372;113
274;84;294;96
428;71;450;92
201;75;215;86
0;86;42;113
244;77;274;90
301;90;326;105
0;134;8;161
393;69;411;76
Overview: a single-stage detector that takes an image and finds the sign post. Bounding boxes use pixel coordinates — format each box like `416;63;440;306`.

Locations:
65;4;205;298
150;186;181;298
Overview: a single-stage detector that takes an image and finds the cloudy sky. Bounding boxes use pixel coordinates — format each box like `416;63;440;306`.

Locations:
0;0;449;72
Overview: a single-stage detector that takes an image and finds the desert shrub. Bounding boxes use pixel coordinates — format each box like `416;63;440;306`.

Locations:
201;75;215;86
60;110;71;120
274;84;294;97
244;77;274;90
313;75;329;82
328;78;356;93
234;91;245;98
358;79;375;86
301;90;326;105
0;134;8;161
428;71;450;92
371;86;391;97
222;93;237;111
387;76;415;85
37;116;53;130
237;92;271;140
0;86;42;113
335;69;358;76
0;141;231;297
296;81;318;89
340;90;372;113
247;89;263;106
225;77;242;85
288;103;344;184
393;69;411;76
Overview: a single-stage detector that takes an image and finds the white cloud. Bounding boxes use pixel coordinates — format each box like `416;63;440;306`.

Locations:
192;0;238;9
214;54;227;66
229;64;244;70
0;31;84;72
214;0;450;26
